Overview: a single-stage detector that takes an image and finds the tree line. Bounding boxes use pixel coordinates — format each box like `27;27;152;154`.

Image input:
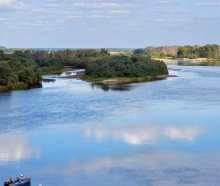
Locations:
136;45;220;59
0;49;110;91
0;48;170;91
0;49;110;71
177;45;220;58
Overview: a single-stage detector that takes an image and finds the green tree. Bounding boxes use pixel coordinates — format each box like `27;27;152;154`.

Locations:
0;62;12;85
0;50;4;60
86;56;168;78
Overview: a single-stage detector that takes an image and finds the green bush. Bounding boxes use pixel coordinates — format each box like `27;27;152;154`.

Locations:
86;56;168;78
8;82;28;91
0;62;12;85
0;56;42;92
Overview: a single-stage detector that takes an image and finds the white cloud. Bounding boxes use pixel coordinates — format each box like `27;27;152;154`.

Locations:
152;18;186;27
71;2;119;9
153;18;185;23
0;17;9;21
196;2;220;7
153;0;177;6
109;9;130;15
0;0;25;9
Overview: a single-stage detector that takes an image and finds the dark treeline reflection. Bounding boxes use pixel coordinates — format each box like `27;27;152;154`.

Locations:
91;83;134;92
42;78;56;83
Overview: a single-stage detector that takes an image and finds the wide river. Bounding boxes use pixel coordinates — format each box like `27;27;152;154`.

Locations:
0;65;220;186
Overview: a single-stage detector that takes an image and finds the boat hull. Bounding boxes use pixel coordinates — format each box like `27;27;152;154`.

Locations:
4;179;31;186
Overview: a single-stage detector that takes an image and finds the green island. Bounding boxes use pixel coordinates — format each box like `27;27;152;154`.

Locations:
84;55;168;84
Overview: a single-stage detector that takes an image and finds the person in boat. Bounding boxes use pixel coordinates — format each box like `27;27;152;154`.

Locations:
16;177;21;182
7;178;12;184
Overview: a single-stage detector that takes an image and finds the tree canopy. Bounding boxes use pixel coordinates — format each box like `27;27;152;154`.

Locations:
86;55;168;78
0;53;42;91
141;45;220;59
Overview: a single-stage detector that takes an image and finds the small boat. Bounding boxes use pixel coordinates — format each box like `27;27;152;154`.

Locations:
4;178;31;186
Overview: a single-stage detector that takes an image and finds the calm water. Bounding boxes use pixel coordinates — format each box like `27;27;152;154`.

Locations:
1;65;220;186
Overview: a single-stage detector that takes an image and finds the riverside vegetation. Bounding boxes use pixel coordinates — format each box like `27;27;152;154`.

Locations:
138;44;220;61
0;48;169;92
0;51;42;92
0;49;109;92
2;44;219;92
84;55;168;84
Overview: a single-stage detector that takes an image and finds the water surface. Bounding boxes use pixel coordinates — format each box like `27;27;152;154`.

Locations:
0;65;220;186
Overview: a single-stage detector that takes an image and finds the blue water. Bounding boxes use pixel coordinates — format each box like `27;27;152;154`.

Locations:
0;65;220;186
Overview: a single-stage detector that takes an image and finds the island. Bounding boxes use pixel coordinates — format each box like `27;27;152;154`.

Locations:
83;55;169;85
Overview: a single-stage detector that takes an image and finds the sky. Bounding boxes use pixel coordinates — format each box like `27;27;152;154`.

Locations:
0;0;220;48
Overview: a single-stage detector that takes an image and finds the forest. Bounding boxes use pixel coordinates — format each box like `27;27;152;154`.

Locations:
0;50;42;92
0;49;110;92
85;55;168;78
142;44;220;59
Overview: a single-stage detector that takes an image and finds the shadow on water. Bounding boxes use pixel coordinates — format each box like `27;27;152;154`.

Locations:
0;92;12;97
42;78;56;83
177;60;203;66
164;59;220;66
90;83;135;92
177;60;220;66
4;182;31;186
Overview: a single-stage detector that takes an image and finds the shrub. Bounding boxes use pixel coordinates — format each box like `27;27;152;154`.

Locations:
86;56;168;78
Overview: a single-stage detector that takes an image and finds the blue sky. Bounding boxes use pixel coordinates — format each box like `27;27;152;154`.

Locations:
0;0;220;48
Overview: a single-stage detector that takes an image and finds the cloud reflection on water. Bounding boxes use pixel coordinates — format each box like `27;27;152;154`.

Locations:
43;150;220;186
83;123;203;145
0;132;41;164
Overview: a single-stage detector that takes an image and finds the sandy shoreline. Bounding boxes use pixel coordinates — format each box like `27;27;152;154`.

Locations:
90;75;177;85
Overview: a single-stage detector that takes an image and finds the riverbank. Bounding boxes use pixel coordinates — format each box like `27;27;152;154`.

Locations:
154;57;220;63
175;58;220;64
152;58;220;66
0;83;42;93
83;75;176;85
0;85;8;92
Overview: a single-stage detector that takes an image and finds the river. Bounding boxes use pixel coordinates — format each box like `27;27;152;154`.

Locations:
0;65;220;186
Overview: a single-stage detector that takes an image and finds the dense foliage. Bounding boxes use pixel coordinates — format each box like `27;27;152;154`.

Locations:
0;49;110;91
143;46;178;58
141;45;220;59
177;45;220;58
1;49;109;68
86;56;168;78
0;51;42;91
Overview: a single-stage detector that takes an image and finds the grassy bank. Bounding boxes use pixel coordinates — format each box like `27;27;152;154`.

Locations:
40;66;64;75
